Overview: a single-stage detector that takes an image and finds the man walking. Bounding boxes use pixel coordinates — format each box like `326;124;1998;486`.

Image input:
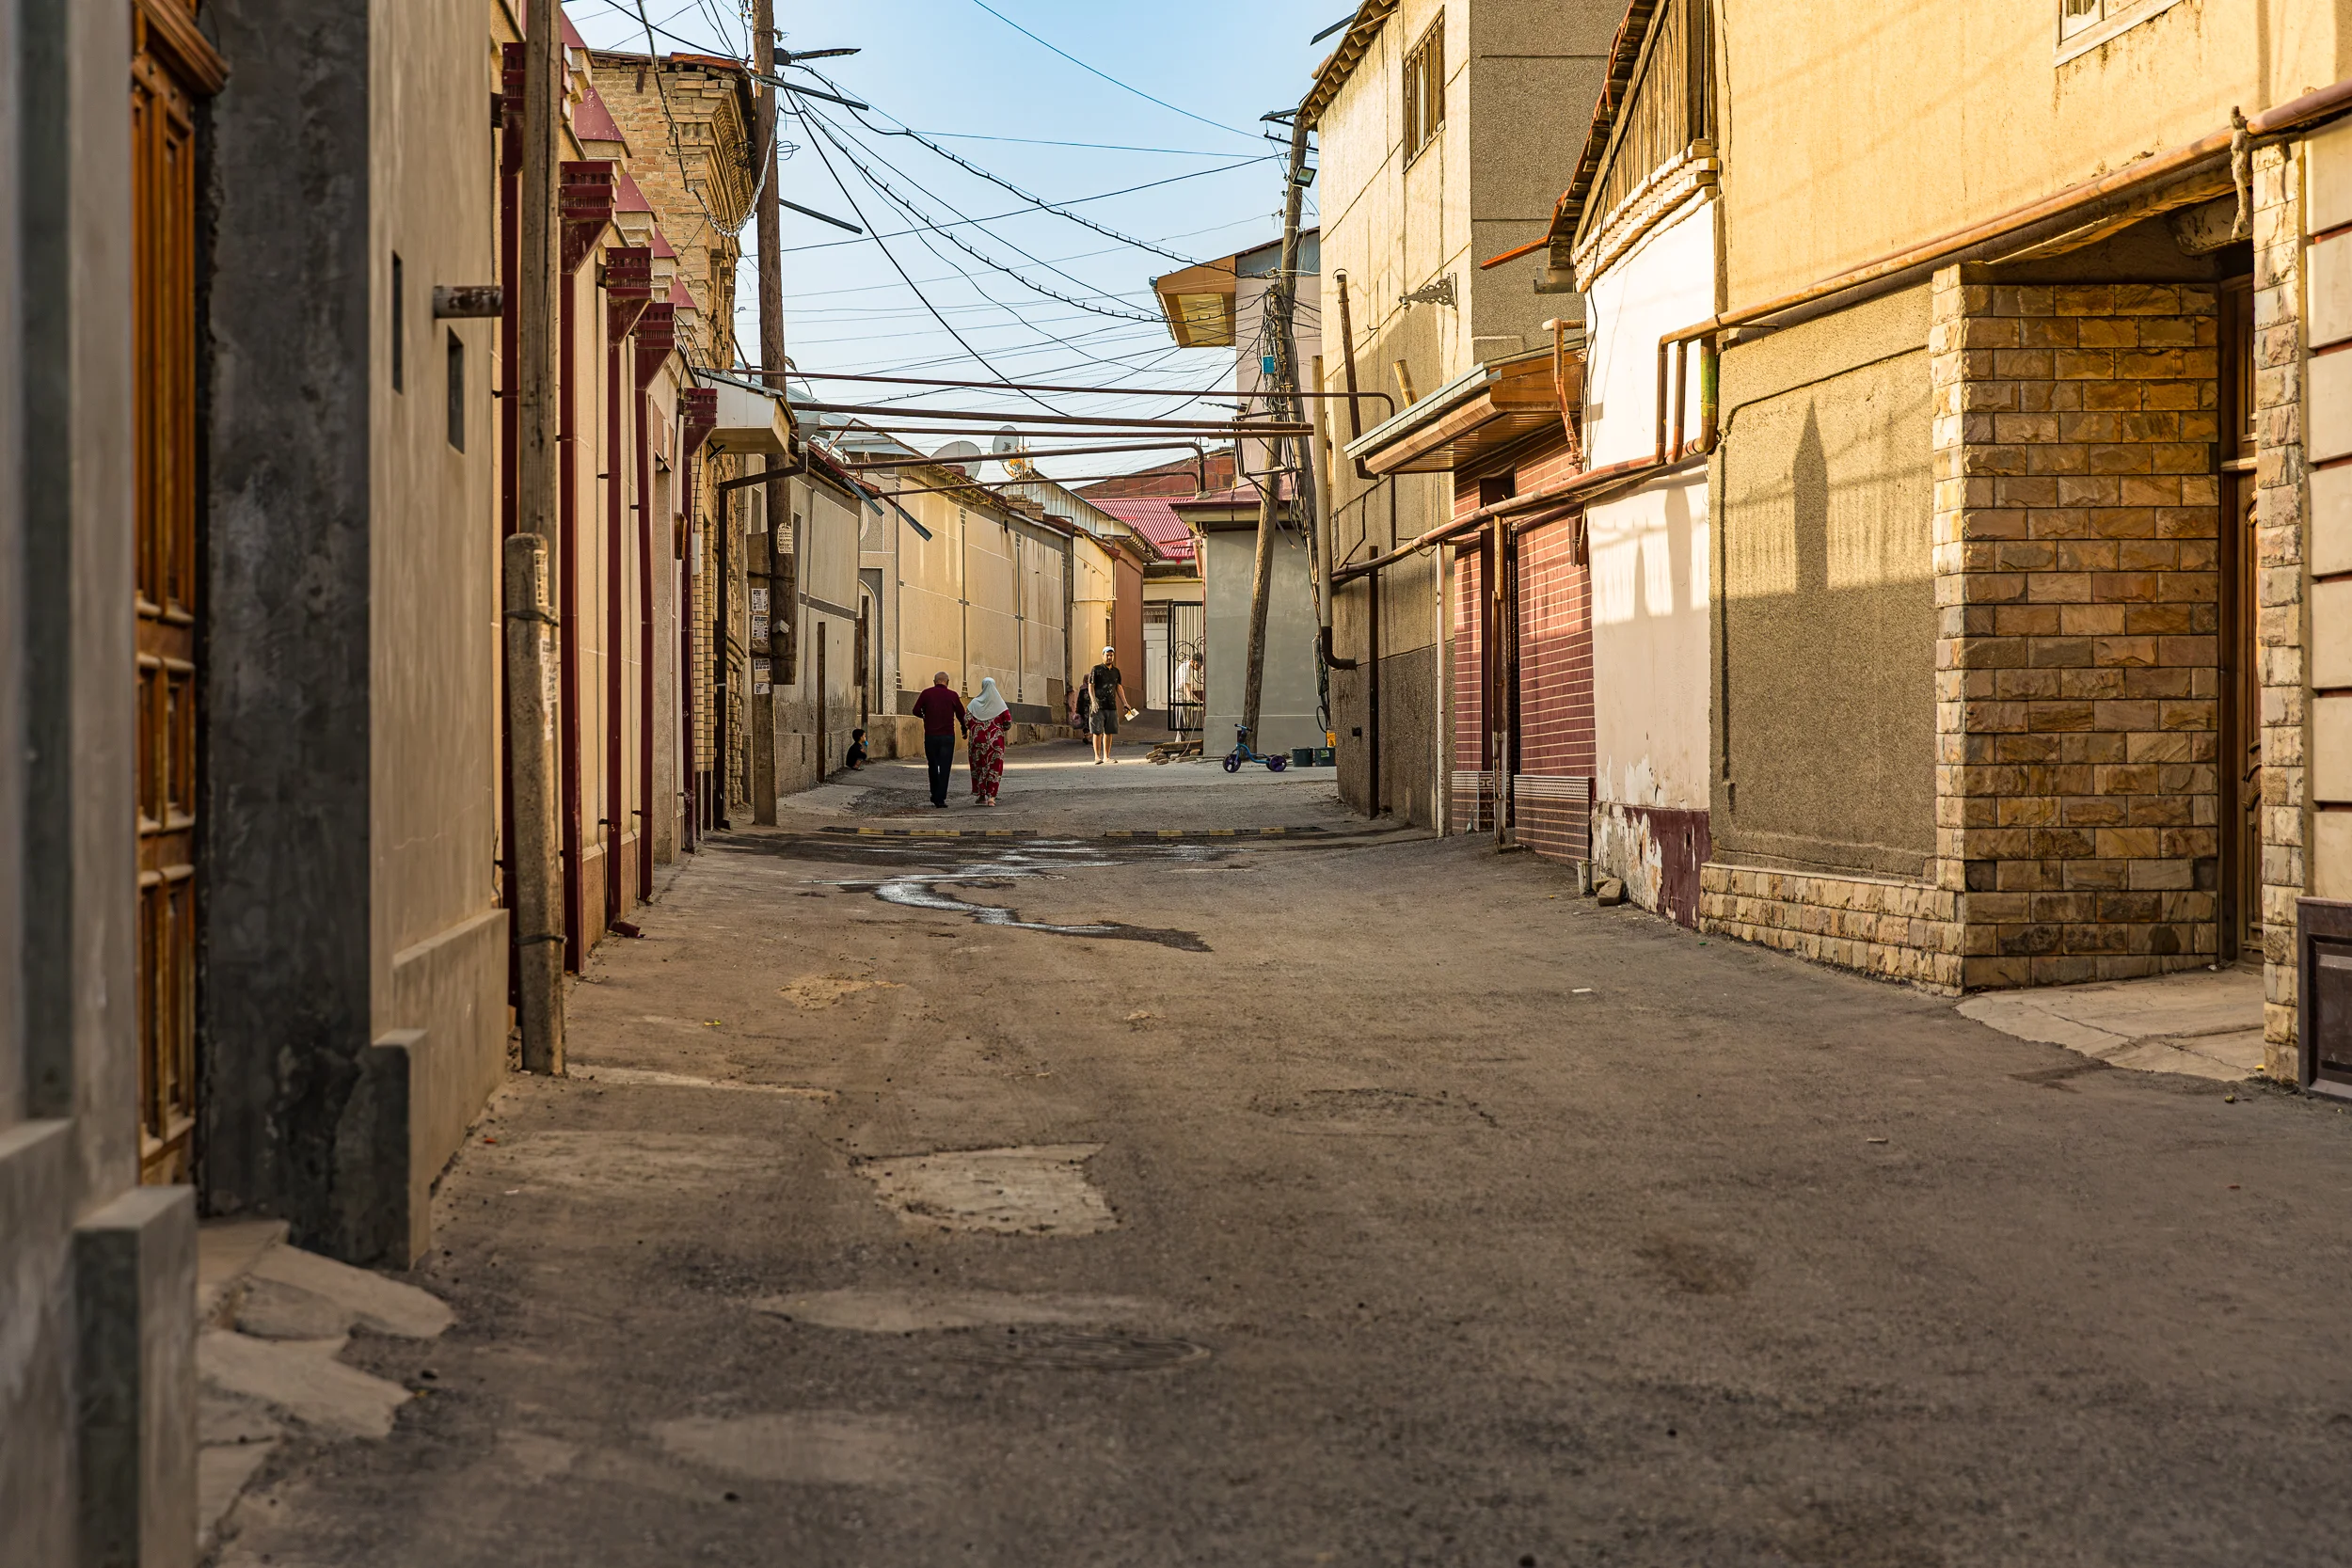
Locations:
913;671;967;807
1086;645;1129;765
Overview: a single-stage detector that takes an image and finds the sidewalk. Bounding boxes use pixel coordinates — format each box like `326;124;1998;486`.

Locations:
1958;965;2265;1082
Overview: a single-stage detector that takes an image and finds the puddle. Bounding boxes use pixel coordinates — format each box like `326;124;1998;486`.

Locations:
855;1144;1117;1236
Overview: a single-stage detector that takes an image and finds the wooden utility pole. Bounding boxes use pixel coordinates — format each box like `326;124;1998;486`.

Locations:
1242;103;1315;745
508;0;565;1071
752;0;791;824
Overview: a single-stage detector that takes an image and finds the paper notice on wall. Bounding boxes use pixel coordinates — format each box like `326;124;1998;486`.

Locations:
751;587;770;617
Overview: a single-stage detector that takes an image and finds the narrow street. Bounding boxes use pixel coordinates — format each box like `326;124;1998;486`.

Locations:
216;756;2352;1567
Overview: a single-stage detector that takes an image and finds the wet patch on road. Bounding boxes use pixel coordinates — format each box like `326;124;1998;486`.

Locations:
650;1411;923;1487
713;833;1219;950
1248;1086;1499;1132
940;1325;1209;1371
751;1288;1158;1334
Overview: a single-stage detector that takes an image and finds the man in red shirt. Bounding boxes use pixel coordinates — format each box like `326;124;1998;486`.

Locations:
910;671;968;808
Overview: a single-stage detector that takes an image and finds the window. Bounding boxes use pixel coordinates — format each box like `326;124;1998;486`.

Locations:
445;330;465;451
390;252;404;392
1402;18;1443;164
2058;0;2189;57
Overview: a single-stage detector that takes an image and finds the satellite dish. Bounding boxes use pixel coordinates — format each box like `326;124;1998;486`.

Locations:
991;426;1022;457
932;439;983;477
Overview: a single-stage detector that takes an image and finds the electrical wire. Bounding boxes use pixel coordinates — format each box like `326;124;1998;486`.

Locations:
794;66;1201;264
773;156;1275;256
962;0;1263;141
794;104;1159;323
792;105;1066;416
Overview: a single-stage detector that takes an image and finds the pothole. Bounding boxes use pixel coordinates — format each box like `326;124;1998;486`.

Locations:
941;1326;1209;1371
854;1144;1117;1235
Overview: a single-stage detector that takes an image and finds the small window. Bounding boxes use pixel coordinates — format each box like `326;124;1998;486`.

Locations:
445;330;465;451
2058;0;2188;54
390;252;404;392
1402;18;1444;163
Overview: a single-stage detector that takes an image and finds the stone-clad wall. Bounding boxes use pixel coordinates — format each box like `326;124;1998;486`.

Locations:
1931;267;2222;987
2252;142;2309;1075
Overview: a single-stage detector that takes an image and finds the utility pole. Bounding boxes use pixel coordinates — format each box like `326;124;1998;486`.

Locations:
507;0;566;1072
1243;101;1315;745
753;0;789;825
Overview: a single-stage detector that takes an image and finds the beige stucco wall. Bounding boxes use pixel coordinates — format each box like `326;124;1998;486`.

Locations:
369;0;508;1231
1719;0;2347;308
1714;285;1939;877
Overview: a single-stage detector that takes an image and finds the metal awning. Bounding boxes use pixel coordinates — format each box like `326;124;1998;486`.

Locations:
1343;348;1577;475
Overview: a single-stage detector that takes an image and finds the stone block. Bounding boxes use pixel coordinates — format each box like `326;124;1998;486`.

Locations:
75;1185;199;1568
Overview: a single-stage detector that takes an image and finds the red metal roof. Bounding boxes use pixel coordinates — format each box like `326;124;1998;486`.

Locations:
667;278;695;309
572;84;627;146
1088;496;1194;562
613;168;653;214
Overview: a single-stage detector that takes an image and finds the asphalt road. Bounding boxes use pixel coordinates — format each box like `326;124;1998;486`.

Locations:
216;777;2352;1567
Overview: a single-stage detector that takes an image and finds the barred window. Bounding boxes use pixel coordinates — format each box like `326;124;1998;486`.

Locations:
2059;0;2186;49
1402;18;1443;164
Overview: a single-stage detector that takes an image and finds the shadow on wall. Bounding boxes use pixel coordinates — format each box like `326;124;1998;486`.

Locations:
1718;365;1937;879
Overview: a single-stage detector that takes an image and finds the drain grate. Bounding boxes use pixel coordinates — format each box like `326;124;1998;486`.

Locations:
942;1325;1209;1371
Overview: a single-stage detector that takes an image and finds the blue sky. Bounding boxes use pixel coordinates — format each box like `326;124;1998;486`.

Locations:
568;0;1346;477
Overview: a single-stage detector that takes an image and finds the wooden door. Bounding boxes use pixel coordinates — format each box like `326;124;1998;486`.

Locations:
2220;277;2260;962
132;2;221;1184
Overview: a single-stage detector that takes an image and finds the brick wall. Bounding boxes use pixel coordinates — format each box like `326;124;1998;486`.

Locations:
2254;142;2310;1075
1931;266;2222;987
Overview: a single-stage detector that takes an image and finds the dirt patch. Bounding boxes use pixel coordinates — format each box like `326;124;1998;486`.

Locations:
854;1144;1117;1236
779;974;904;1007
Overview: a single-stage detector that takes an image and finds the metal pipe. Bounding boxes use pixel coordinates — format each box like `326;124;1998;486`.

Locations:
789;401;1311;435
558;268;583;969
777;366;1394;416
1331;453;1673;585
829;438;1208;470
1368;565;1381;816
1333;269;1374;480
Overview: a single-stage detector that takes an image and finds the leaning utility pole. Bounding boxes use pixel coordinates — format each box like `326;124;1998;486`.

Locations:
507;0;566;1072
1242;101;1316;744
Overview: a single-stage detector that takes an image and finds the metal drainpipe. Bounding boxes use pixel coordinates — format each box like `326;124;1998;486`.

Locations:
634;383;655;897
559;270;583;967
603;326;624;923
715;463;730;829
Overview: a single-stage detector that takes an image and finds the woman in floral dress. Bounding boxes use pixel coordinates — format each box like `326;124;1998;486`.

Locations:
966;677;1011;805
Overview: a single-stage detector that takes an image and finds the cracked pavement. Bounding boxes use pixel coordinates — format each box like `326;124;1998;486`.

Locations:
214;757;2352;1567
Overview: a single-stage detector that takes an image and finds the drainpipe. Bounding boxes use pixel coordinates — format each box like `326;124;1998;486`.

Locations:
559;268;583;967
715;465;731;829
603;323;625;923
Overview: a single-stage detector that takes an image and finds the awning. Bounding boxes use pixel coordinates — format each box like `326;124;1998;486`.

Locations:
696;371;793;456
1343;348;1577;476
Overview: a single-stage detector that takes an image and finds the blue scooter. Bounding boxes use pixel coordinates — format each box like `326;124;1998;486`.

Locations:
1222;724;1289;773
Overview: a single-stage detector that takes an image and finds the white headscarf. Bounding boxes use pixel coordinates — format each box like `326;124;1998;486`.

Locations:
968;676;1009;723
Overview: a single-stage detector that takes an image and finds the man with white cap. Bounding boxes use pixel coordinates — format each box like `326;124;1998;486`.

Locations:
1084;645;1130;764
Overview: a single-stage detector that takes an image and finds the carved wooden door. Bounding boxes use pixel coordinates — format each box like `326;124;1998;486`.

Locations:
132;0;222;1182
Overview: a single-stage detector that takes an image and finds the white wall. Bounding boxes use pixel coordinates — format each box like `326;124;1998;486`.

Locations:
1581;196;1715;901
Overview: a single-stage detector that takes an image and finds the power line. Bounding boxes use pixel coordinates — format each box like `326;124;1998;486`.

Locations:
774;155;1275;256
796;67;1200;264
794;105;1159;323
792;108;1065;416
963;0;1263;142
